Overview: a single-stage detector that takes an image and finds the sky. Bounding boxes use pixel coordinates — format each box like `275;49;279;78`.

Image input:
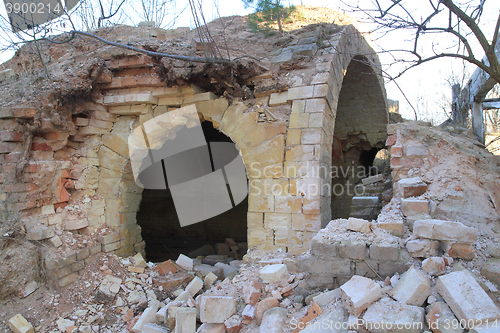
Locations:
0;0;498;123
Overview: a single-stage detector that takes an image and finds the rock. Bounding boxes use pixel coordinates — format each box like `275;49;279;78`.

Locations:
199;296;236;323
202;255;228;265
153;273;194;289
426;301;463;333
441;242;476;260
406;239;440;258
214;262;237;278
255;297;279;324
195;264;224;280
346;217;372;233
18;281;38;298
422;257;447;276
175;308;197;333
224;315;243;333
142;323;170;333
8;314;34;333
49;235;63;248
312;288;341;308
300;302;346;332
128;266;145;274
259;307;288;333
242;304;255;320
186;276;203;297
96;275;122;303
176;254;194;270
132;253;147;268
188;244;215;258
243;280;262;305
481;259;500;286
56;318;75;332
204;272;218;288
155;260;178;275
436;270;500;328
216;243;230;256
414;219;478;244
197;323;226;333
363;297;425;333
340;275;382;316
259;264;288;283
131;307;158;332
397;177;428;198
401;199;430;217
390;266;431;306
362;174;384;185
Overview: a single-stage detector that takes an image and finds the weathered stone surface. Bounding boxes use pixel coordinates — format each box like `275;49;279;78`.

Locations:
426;301;463;333
155;260;178;275
414;219;478;244
422;257;446;276
440;241;476;260
406;239;440;258
340;275;382;316
133;253;147;268
260;307;288;333
175;308;197;333
243;280;261;305
312;289;341;308
131;307;158;332
397;177;428;198
255;297;279;324
481;259;500;287
437;270;500;327
200;296;236;324
96;275;122;303
186;276;203;297
259;264;287;283
401;199;430;217
346;217;372;233
390;266;431;306
8;314;34;333
197;323;226;333
370;243;400;261
176;254;193;270
363;297;425;333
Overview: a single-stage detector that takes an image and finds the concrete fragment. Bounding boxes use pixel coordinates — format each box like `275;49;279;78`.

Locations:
197;323;225;333
340;275;382;316
200;296;236;323
8;314;34;333
186;276;203;297
243;280;261;305
224;315;242;333
481;259;500;286
406;239;439;258
426;301;463;333
390;266;431;306
259;264;287;283
142;323;170;333
255;297;279;324
176;254;194;270
414;219;478;244
363;297;425;333
346;217;372;233
175;308;197;333
132;307;158;332
422;257;446;276
437;270;500;327
260;307;288;333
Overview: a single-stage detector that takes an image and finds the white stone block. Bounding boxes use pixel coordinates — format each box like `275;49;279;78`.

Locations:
414;219;478;244
204;272;218;288
132;307;158;332
8;314;34;333
175;308;197;333
196;323;226;333
199;296;236;323
363;297;425;333
214;262;237;278
186;276;203;297
176;254;194;270
346;217;372;233
259;264;288;283
390;266;431;306
259;307;288;333
340;275;382;316
437;270;500;328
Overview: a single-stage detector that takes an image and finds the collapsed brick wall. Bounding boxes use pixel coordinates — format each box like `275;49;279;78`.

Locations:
0;22;389;288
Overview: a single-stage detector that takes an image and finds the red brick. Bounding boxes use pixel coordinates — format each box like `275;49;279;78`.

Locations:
54;150;70;161
390;145;403;157
385;134;397;146
0;131;23;141
0;142;14;153
155;260;178;275
43;132;69;141
0;174;5;183
54;202;67;210
24;164;38;173
122;76;137;87
5;152;21;163
30;151;54;160
31;142;52;151
3;183;39;193
12;108;36;118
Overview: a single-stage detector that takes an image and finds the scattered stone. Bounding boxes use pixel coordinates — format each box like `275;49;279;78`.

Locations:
259;264;288;283
56;318;75;332
200;296;236;323
197;323;226;333
186;276;203;296
49;235;63;248
188;244;215;258
175;308;197;333
242;304;255;320
481;259;500;286
132;253;147;268
214;262;237;278
340;275;382;316
426;301;462;333
363;297;425;333
203;255;227;265
131;307;158;332
8;314;34;333
155;260;178;275
18;281;38;298
312;289;341;308
406;239;440;258
346;217;372;233
204;272;218;288
390;266;431;306
243;280;262;305
128;266;145;274
441;241;476;260
362;173;384;185
96;275;122;303
422;257;447;276
255;297;279;324
397;177;428;198
260;307;288;333
176;254;194;270
224;315;243;333
437;270;500;327
216;243;230;256
292;302;323;333
142;323;170;333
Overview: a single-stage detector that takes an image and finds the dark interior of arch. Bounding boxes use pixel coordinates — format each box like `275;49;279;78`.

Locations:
136;121;248;262
331;55;388;219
